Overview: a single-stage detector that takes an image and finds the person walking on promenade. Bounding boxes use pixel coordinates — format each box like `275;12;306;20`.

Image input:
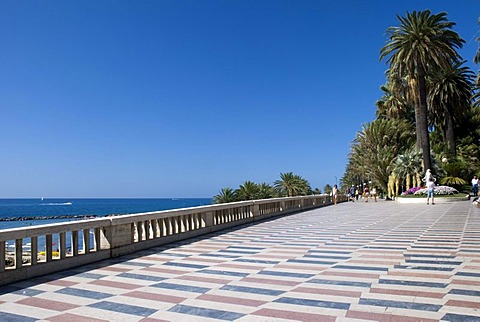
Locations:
472;175;479;196
349;185;355;202
363;186;369;202
332;184;339;205
371;186;377;202
427;180;435;205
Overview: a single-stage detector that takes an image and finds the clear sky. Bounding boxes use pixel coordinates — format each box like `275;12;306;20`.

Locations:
1;1;478;198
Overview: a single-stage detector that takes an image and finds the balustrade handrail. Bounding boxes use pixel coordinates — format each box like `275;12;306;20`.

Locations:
0;194;343;286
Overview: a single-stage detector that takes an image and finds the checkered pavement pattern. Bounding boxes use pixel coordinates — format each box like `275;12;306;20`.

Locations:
1;200;480;321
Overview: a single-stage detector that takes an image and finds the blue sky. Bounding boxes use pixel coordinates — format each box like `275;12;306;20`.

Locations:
1;1;478;198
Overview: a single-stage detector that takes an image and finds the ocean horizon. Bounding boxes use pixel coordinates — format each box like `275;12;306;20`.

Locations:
0;198;213;230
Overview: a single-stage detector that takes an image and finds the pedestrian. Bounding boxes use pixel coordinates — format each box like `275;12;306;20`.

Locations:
349;185;355;202
472;175;479;197
332;184;338;205
427;180;435;205
363;186;369;202
371;186;377;202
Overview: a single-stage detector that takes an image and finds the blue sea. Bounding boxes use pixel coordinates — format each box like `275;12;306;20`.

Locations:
0;198;212;230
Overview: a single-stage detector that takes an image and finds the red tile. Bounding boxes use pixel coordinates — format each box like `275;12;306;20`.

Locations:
142;267;187;275
216;263;266;270
139;318;169;322
240;277;300;286
319;270;380;279
89;279;140;290
451;279;480;286
123;290;186;304
180;257;224;263
97;266;132;273
292;286;362;298
346;310;438;322
197;294;267;307
253;308;336;322
17;297;79;311
359;254;404;259
347;259;399;265
175;275;233;285
445;299;480;309
47;313;109;322
46;280;77;287
387;271;451;279
369;287;445;299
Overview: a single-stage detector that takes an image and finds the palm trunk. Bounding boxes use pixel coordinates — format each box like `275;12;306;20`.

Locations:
445;109;456;156
417;68;432;172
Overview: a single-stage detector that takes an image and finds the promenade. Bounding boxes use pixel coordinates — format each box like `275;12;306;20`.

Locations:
1;199;479;321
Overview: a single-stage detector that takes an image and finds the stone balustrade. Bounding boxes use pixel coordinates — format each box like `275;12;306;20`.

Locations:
0;194;343;286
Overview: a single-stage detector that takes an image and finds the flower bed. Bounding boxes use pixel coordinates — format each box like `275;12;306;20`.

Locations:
413;185;459;195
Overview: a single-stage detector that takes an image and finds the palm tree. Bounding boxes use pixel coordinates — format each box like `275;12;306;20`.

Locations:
393;149;423;189
323;184;333;195
213;188;237;204
375;79;414;123
428;61;475;155
274;172;310;197
440;159;468;190
235;181;259;201
380;10;464;172
349;119;415;191
257;183;276;199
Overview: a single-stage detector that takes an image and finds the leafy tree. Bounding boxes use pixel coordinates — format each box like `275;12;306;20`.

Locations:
440;159;468;190
376;80;414;123
349;119;415;191
274;172;311;197
235;181;259;201
257;183;277;199
323;184;333;195
428;61;474;155
213;188;237;204
393;149;423;189
380;10;464;172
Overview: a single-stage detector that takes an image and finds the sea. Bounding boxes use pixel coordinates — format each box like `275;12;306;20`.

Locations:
0;198;212;231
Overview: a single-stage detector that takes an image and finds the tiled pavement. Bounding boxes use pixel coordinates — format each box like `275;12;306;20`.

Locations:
1;200;480;321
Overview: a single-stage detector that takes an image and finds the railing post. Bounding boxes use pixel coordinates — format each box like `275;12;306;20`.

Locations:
83;229;90;254
31;236;38;265
251;202;260;219
46;234;53;262
0;241;5;272
72;231;79;256
60;232;67;259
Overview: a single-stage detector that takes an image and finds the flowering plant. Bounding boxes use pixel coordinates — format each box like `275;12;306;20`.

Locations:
413;185;459;195
401;187;423;195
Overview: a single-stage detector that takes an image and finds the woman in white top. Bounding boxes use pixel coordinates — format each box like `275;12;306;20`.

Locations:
472;175;479;196
332;185;338;205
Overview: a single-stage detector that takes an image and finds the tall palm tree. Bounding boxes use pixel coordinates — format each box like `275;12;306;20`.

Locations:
428;61;474;155
475;17;480;84
213;188;237;204
274;172;310;197
380;10;464;172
